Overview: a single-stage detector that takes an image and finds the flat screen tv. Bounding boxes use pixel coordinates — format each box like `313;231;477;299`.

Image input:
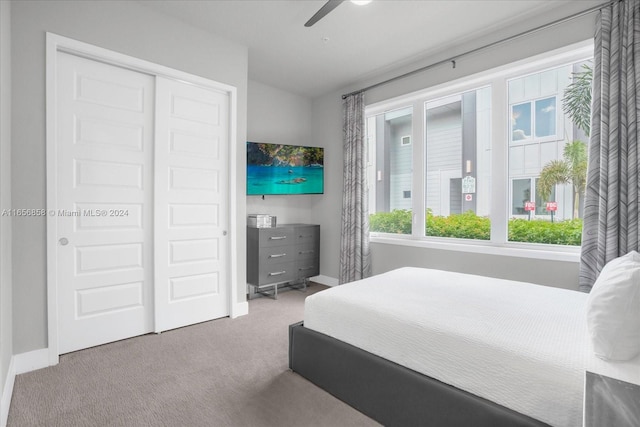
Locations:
247;142;324;195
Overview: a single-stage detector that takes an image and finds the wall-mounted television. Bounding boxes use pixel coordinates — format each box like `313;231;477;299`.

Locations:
247;142;324;195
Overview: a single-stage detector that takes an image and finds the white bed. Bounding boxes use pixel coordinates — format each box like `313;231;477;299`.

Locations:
303;267;640;427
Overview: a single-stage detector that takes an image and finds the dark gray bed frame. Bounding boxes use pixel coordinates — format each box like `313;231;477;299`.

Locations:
289;322;551;427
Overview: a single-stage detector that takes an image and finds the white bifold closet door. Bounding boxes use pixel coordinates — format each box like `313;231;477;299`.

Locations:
55;52;229;354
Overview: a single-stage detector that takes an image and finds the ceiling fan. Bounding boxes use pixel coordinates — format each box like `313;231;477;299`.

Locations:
305;0;372;27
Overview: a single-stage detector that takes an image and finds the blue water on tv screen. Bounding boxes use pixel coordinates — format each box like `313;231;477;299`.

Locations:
246;142;324;195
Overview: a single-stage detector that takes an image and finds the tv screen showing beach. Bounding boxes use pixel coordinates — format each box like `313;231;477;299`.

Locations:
247;142;324;195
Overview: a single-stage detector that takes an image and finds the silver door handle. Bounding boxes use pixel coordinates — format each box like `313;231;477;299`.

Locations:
59;237;69;246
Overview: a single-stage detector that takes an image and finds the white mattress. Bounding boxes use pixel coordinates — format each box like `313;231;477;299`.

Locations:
304;267;640;427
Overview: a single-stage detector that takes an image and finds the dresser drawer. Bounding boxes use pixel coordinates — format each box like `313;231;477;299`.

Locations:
258;262;297;285
296;260;319;279
295;226;319;245
259;246;296;266
296;243;318;260
259;227;293;248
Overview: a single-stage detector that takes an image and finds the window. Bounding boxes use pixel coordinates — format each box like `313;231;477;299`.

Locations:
534;178;557;217
507;62;589;243
510;178;557;217
535;97;556;138
367;42;592;251
511;103;532;141
511;178;532;216
424;89;491;240
366;107;413;235
511;97;557;142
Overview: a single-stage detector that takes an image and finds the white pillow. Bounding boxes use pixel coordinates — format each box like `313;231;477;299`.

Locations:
586;250;640;361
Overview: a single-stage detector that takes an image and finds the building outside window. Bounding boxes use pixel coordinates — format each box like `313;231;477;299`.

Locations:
507;61;589;228
424;88;491;240
367;43;591;249
366;107;413;234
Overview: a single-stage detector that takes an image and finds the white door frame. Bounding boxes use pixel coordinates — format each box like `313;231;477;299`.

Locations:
46;33;240;366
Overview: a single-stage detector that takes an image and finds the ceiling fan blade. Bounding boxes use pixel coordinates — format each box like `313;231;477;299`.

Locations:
305;0;344;27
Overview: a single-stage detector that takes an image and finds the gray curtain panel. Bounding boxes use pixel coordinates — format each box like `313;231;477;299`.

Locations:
579;0;639;292
339;92;372;284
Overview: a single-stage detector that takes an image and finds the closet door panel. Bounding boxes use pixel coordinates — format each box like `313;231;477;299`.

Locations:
55;52;155;354
154;77;230;332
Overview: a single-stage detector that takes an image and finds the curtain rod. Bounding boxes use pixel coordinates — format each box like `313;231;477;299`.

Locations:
341;0;615;100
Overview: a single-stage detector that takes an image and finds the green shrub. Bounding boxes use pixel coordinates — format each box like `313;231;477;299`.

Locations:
369;210;583;246
508;218;583;245
368;209;412;234
426;210;490;240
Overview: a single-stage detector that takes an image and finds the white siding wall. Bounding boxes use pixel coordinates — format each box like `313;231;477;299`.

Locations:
389;119;412;210
426;106;462;215
508;64;576;220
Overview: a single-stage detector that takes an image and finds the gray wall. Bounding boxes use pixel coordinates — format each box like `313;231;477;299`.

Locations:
0;0;13;409
11;0;249;354
309;93;343;280
370;244;579;291
310;7;597;289
246;79;315;225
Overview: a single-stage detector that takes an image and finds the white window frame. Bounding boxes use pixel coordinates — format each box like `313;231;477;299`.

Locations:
367;40;593;262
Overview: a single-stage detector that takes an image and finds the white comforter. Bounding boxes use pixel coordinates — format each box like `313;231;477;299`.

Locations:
304;267;640;427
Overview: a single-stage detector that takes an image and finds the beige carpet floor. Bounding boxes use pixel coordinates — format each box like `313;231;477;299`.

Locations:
8;284;379;427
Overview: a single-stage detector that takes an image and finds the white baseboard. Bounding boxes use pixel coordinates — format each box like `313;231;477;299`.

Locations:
1;348;53;426
14;348;50;375
231;301;249;318
310;275;339;287
1;357;15;427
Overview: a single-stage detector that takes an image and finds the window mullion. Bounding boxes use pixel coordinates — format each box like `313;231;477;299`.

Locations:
490;77;508;244
411;99;425;237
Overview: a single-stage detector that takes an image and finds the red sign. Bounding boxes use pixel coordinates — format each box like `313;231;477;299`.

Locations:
465;194;473;201
524;201;536;211
546;202;558;212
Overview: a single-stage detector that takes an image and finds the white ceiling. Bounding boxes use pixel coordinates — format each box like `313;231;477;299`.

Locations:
140;0;602;98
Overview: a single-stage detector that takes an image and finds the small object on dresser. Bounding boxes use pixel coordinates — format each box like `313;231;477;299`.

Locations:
247;214;276;228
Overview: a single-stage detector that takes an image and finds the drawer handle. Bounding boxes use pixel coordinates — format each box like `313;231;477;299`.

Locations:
269;236;287;240
299;266;315;271
299;234;313;238
268;271;286;276
269;253;287;258
299;250;314;255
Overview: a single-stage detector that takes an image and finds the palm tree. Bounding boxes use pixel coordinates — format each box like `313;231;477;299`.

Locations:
537;64;592;219
562;64;592;136
538;140;587;219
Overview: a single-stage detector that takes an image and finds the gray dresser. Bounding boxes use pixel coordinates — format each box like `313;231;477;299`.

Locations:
247;224;320;298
